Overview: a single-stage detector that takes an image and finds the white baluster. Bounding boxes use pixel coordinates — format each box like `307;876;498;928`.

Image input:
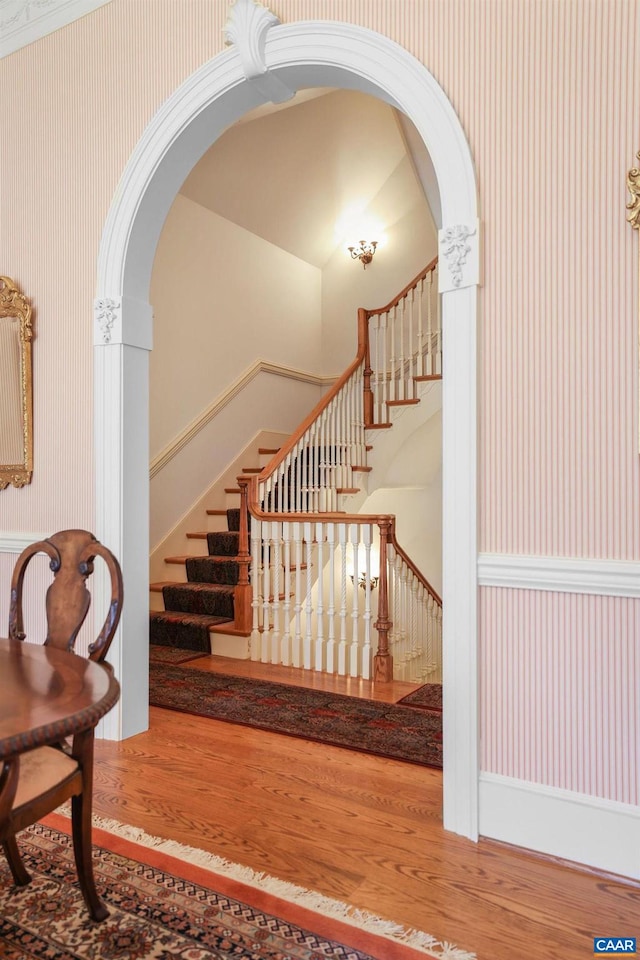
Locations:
400;295;407;400
303;521;313;670
250;518;262;662
337;523;348;675
349;523;360;678
270;521;281;664
261;527;272;663
382;311;390;410
326;523;336;673
281;522;292;665
292;522;303;667
361;524;372;679
314;521;325;671
426;270;433;376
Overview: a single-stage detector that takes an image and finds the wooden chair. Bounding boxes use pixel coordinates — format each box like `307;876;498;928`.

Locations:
1;530;123;921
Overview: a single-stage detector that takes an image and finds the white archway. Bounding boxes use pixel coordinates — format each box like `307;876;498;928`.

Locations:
94;10;480;839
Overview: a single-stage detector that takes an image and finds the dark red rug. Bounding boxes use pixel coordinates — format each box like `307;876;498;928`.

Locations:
397;683;442;712
149;664;442;769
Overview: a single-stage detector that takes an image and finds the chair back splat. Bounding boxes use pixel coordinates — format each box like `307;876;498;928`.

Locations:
8;529;123;660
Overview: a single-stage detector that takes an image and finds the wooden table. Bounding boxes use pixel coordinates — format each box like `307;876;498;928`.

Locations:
0;637;120;760
0;636;120;919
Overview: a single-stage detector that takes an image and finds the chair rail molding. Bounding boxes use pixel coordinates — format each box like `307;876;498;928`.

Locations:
0;532;50;554
478;552;640;598
95;7;479;840
150;360;333;480
0;0;111;59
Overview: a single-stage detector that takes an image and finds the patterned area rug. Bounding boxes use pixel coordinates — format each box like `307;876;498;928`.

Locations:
0;813;475;959
149;664;443;768
397;684;443;712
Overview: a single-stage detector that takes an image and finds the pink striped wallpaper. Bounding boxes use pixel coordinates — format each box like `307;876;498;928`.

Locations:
0;0;639;805
481;588;639;805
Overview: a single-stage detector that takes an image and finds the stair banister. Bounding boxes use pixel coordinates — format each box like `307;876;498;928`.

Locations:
364;254;438;320
257;308;373;492
240;256;441;680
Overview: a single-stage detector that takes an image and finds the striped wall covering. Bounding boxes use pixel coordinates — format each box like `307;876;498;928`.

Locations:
0;0;639;805
481;587;640;805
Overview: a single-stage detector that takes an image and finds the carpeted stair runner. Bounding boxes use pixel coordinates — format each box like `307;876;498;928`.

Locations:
150;508;245;652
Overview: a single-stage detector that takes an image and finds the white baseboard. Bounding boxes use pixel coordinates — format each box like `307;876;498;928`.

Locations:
479;772;640;880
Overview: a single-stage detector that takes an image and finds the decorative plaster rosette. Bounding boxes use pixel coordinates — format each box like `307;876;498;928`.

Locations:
441;224;476;288
94;298;120;344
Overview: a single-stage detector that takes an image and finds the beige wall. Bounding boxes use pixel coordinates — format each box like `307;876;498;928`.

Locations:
150;192;322;453
321;156;438;370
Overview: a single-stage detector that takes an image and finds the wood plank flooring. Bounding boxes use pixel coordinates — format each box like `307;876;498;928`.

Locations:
92;656;640;960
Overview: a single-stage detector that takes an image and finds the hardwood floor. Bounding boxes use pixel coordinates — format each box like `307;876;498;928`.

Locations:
92;656;639;960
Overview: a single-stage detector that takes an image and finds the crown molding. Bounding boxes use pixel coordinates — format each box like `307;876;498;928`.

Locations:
0;0;111;59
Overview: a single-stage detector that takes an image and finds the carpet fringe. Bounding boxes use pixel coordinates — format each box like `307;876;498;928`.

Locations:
80;811;476;960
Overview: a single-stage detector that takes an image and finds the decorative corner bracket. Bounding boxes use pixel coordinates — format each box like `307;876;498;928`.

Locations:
94;298;121;345
438;221;480;292
224;0;294;104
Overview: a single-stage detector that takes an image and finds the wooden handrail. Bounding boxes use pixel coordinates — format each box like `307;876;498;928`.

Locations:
258;308;370;482
257;256;438;485
388;516;442;606
364;255;438;319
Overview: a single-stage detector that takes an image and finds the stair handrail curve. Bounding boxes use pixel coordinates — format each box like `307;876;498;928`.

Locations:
238;257;441;680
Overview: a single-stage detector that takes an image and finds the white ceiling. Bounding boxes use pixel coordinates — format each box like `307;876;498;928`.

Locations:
179;88;435;268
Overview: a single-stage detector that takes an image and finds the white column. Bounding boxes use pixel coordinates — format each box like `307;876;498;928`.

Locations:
94;295;152;740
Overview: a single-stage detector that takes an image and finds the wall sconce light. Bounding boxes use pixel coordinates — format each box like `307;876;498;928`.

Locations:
347;240;378;269
350;572;379;591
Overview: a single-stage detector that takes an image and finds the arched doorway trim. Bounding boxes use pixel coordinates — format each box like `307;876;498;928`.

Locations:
94;8;480;840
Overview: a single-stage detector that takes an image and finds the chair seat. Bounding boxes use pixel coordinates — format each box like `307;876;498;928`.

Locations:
13;746;79;809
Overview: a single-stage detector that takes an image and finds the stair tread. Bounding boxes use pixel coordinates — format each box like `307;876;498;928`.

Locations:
149;610;233;627
365;422;392;429
206;509;227;516
225;487;241;494
352;465;372;472
186;531;209;539
387;398;420;406
241;467;261;474
413;374;442;382
336;487;360;494
258;447;280;454
151;580;234;593
165;555;240;565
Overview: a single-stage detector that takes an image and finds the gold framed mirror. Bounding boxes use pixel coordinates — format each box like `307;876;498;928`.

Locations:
0;277;33;489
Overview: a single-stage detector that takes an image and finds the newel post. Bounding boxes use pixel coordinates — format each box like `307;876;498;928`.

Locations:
235;477;253;634
373;517;393;681
359;307;374;427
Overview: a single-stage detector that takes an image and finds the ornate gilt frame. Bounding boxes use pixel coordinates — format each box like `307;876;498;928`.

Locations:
0;277;33;489
627;153;640;451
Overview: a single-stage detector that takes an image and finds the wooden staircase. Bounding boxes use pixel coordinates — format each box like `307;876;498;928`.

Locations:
150;258;443;678
150;449;278;652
